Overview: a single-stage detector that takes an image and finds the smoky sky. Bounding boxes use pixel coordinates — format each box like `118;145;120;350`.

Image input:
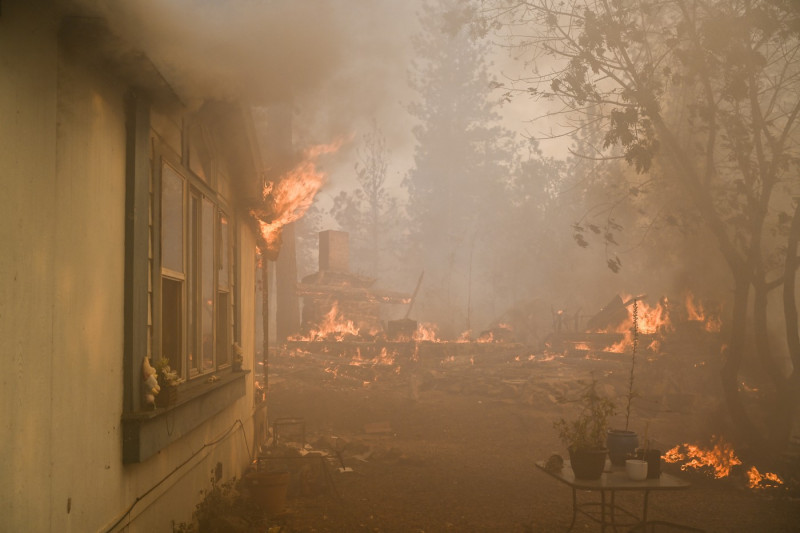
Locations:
68;0;419;138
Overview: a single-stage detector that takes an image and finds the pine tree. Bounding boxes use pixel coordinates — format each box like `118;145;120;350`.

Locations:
404;0;515;336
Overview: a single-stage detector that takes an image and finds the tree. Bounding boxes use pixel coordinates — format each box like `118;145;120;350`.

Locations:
483;0;800;455
329;120;406;283
405;0;517;336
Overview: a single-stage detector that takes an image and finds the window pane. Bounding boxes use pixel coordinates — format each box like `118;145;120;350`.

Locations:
188;194;200;373
216;291;230;366
218;213;230;290
201;199;214;372
161;165;184;272
161;277;183;376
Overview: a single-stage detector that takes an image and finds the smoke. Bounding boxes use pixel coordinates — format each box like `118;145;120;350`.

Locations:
67;0;417;133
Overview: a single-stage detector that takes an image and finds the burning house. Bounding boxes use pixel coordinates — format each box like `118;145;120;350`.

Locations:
0;4;294;532
296;230;411;338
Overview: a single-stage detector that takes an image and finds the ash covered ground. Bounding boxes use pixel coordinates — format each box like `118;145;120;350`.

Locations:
259;326;800;532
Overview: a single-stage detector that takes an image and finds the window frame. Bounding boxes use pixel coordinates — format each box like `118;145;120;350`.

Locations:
122;101;247;465
154;151;235;386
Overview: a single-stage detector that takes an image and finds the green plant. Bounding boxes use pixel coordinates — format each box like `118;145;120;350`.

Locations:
554;377;616;451
175;472;253;533
155;357;184;388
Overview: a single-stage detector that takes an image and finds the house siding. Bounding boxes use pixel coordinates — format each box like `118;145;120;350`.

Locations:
1;5;265;532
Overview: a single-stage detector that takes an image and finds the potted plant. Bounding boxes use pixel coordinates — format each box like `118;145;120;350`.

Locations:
607;298;641;466
554;376;616;479
155;357;184;408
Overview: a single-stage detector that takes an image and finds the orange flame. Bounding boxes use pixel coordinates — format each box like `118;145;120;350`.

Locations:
663;436;742;478
685;292;722;332
597;296;672;353
477;323;513;343
252;140;343;253
414;323;440;342
747;466;784;489
290;302;359;341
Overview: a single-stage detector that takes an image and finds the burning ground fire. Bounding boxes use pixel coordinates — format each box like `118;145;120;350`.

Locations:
282;303;530;385
663;436;784;489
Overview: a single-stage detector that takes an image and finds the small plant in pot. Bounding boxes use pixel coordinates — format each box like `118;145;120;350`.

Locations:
154;357;184;408
607;298;641;466
554;377;616;480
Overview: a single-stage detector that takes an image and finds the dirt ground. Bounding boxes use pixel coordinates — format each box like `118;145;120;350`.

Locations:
260;335;800;533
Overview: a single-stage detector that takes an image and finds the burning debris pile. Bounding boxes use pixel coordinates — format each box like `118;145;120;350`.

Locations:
547;292;722;358
296;230;411;338
664;436;787;491
281;231;526;386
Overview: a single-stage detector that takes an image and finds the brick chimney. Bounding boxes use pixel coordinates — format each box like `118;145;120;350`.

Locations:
319;230;349;272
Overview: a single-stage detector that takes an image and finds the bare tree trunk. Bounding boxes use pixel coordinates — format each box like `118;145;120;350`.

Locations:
781;201;800;455
722;274;767;452
784;201;800;379
754;279;785;388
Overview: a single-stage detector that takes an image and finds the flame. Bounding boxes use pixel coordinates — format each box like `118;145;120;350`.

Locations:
414;323;441;342
251;140;343;254
347;346;397;367
747;466;784;489
290;301;360;341
574;343;591;351
685;292;722;332
596;296;672;353
663;436;742;478
477;323;513;343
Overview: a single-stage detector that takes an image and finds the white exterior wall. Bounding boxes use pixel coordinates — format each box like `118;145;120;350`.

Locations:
1;5;263;532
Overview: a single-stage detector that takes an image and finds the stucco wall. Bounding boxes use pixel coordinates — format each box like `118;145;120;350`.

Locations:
1;4;61;531
1;5;262;532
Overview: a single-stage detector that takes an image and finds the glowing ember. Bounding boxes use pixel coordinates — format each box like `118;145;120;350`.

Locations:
347;347;397;367
251;140;343;254
476;324;513;343
663;436;742;478
747;466;784;489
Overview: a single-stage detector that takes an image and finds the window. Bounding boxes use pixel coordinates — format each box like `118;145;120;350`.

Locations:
159;161;233;381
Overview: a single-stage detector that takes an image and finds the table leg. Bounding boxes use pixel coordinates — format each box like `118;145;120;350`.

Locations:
610;490;617;532
643;490;649;524
601;490;607;533
568;487;578;532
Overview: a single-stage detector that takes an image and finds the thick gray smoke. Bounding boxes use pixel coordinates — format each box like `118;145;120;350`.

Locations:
67;0;417;138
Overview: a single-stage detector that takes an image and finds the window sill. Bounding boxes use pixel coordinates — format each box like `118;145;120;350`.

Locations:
122;369;249;464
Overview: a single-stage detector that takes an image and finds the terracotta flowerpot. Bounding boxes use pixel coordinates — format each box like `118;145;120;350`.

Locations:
569;448;608;480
